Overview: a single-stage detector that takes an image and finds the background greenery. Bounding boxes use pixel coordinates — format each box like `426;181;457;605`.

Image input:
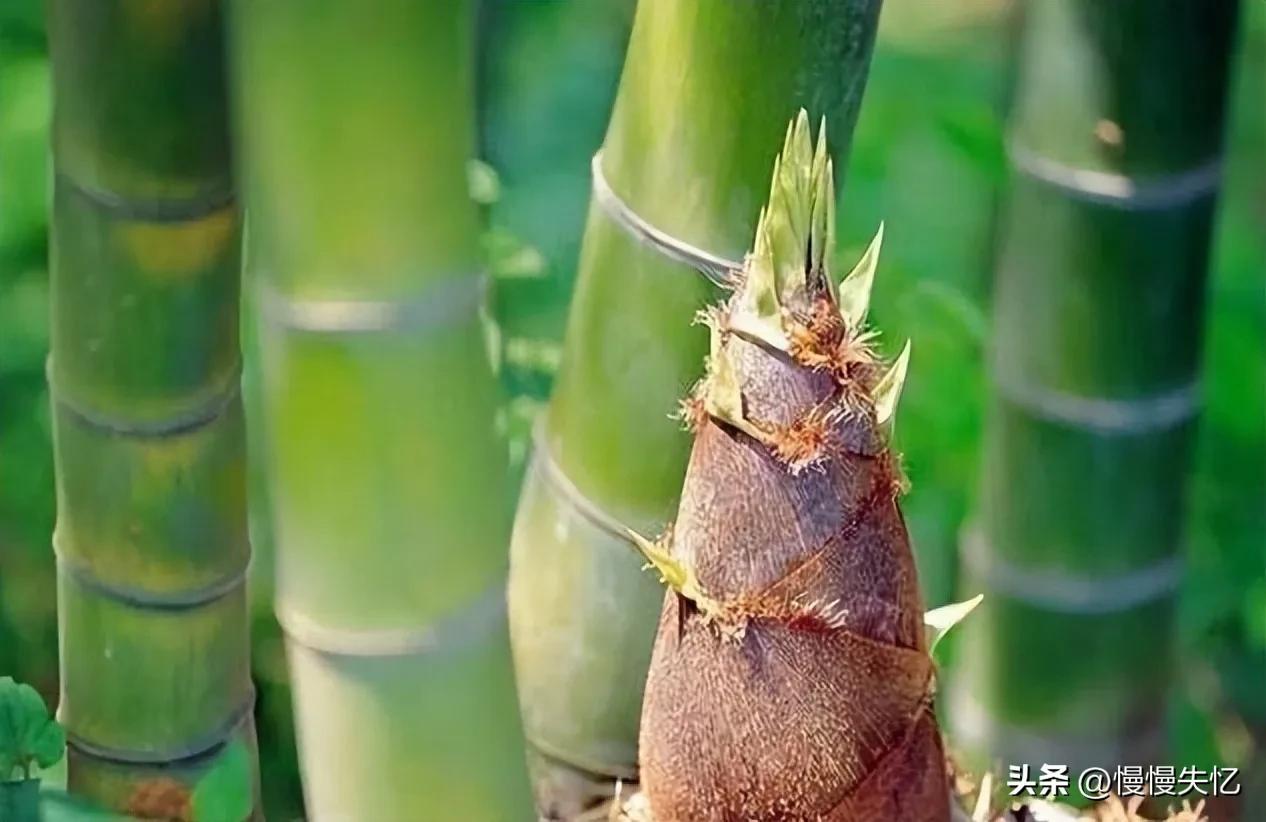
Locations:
2;0;1262;818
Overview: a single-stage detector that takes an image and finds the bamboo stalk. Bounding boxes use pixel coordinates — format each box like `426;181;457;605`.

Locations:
948;0;1240;778
229;2;532;818
46;0;259;814
507;0;884;814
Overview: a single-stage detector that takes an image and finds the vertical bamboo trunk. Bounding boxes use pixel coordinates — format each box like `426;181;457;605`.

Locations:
507;0;884;814
949;0;1240;778
46;0;259;814
229;2;532;819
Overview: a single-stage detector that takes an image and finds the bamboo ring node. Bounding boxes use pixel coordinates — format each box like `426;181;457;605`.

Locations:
54;537;251;611
528;422;647;549
61;688;256;766
55;170;236;223
256;274;488;335
947;686;1165;772
590;151;742;287
960;527;1183;614
275;578;508;659
1008;141;1223;211
992;367;1201;436
46;356;243;439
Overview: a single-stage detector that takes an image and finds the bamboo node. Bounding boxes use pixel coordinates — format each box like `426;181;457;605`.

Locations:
590;151;740;287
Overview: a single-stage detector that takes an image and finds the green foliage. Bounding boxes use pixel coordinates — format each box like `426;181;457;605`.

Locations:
0;677;65;782
0;51;49;257
191;740;253;822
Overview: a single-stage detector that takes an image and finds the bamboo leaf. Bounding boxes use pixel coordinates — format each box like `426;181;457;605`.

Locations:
837;222;884;329
29;720;65;770
873;338;911;430
0;677;64;781
924;594;983;657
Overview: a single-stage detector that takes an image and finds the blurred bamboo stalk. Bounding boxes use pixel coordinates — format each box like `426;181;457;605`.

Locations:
950;0;1240;779
507;0;885;815
229;2;532;818
46;0;260;813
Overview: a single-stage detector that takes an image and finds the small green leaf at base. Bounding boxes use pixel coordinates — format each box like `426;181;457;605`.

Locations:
0;677;65;782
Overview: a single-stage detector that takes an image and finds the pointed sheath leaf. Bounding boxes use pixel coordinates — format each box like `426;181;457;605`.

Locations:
779;116;796;164
838;222;884;329
790;108;813;171
626;529;713;613
810;116;829;184
768;176;807;305
627;529;689;593
809;142;834;283
770;112;817;306
704;342;743;428
731;212;790;351
727;307;788;352
702;330;767;443
873;338;911;431
824;162;837;293
924;594;984;658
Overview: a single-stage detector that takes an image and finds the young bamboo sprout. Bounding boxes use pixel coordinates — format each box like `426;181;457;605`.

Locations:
507;1;885;813
635;113;951;822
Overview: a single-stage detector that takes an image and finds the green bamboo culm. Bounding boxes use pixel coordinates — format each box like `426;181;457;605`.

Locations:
46;0;260;814
229;2;532;819
948;0;1240;779
507;0;884;814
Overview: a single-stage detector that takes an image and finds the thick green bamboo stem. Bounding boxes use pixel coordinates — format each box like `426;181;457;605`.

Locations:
507;0;883;813
46;0;259;814
949;0;1239;777
229;2;531;819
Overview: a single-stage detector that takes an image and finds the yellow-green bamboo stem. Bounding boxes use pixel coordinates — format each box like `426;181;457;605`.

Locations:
47;0;259;814
229;2;532;818
949;0;1240;782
